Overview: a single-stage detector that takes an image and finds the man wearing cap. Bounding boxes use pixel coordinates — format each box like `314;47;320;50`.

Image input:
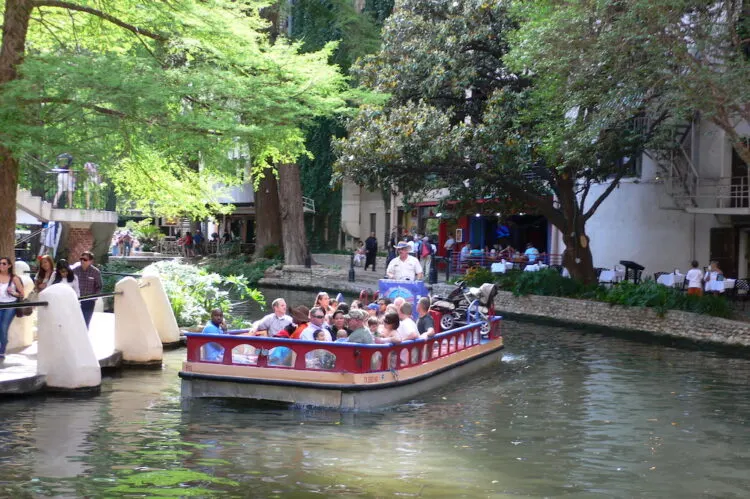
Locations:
300;306;333;342
346;309;374;344
386;241;424;281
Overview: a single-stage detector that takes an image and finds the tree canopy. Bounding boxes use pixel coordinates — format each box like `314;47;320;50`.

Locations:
3;0;349;219
334;0;748;282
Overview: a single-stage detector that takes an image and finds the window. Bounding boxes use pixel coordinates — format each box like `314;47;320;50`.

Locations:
370;213;376;234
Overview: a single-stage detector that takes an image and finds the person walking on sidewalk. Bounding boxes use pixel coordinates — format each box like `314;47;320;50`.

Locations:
364;232;378;272
0;257;24;360
72;251;102;328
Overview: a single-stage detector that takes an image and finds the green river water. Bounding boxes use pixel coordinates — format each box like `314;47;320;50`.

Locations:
1;288;750;497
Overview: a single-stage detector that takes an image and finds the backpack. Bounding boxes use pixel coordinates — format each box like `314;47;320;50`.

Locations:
421;241;432;258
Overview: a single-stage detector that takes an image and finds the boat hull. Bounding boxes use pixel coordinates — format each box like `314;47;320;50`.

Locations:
180;340;503;410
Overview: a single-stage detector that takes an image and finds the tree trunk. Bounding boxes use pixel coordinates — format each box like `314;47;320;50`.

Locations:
555;176;597;284
278;163;308;265
253;167;282;258
0;0;33;260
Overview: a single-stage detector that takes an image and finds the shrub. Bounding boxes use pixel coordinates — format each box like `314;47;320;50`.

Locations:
261;244;282;260
142;260;265;328
100;260;141;293
203;256;280;285
462;267;732;319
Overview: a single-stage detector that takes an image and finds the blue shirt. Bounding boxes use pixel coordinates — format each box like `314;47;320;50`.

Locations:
201;322;225;361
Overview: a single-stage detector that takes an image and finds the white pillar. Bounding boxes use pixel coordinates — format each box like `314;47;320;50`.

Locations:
114;277;163;364
37;285;101;390
138;275;180;344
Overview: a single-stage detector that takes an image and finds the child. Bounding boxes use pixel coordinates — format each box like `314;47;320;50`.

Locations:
367;317;379;336
335;329;349;342
685;260;703;296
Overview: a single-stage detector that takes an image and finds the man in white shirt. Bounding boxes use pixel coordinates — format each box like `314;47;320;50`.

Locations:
396;302;420;341
685;260;704;296
386;241;424;280
251;298;292;336
299;306;333;341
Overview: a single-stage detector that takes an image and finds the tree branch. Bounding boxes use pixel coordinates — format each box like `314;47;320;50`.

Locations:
33;0;168;41
582;170;626;221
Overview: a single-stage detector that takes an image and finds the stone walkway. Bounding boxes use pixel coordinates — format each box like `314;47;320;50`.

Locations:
0;312;121;395
258;253;451;296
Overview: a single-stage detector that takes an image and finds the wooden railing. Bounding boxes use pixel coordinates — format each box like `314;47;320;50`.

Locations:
185;316;502;374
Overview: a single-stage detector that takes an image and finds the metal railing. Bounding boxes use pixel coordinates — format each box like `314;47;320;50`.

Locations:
303;197;316;214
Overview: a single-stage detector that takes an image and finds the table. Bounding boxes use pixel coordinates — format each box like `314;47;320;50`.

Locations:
705;276;735;293
490;261;514;273
657;273;685;288
599;269;625;283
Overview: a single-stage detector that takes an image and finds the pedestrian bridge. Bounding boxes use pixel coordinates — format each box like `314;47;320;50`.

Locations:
0;265;179;394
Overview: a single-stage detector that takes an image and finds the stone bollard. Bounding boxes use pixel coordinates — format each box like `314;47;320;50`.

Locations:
37;285;101;390
114;277;163;365
138;275;180;345
8;261;36;351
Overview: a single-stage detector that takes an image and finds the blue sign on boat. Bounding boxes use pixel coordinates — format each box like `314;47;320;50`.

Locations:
378;279;428;319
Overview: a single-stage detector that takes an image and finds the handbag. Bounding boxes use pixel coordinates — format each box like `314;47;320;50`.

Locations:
15;300;33;318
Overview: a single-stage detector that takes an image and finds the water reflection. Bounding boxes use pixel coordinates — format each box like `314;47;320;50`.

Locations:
1;318;750;496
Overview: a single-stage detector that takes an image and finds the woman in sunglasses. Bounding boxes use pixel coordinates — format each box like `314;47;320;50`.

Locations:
51;259;80;297
0;257;24;360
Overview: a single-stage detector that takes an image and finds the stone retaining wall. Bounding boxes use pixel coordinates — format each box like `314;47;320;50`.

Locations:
491;290;750;347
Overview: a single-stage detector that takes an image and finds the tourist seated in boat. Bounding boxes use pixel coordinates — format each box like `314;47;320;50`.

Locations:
375;312;403;344
201;308;227;361
313;292;333;314
376;298;390;317
335;330;348;342
299;307;333;342
345;309;374;344
397;302;420;341
250;298;292;337
289;305;310;339
331;310;350;337
367;316;379;336
366;303;379;317
416;297;436;339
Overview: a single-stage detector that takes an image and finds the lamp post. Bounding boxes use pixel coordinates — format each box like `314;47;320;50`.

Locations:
348;253;356;282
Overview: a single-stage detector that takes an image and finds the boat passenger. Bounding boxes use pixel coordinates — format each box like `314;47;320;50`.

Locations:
35;255;55;293
416;297;435;338
289;305;310;339
50;259;80;297
299;307;333;342
367;317;379;335
336;303;350;315
201;308;227;362
366;303;379;317
396;302;420;341
350;300;362;309
331;310;350;336
335;330;349;342
376;312;404;344
313;292;333;314
376;298;390;317
346;309;374;344
251;298;292;337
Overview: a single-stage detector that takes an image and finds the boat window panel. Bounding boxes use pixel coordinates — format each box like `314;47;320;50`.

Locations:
400;349;409;366
458;334;465;350
423;344;432;362
410;347;420;364
474;330;480;344
388;351;398;370
449;337;456;353
440;339;449;356
231;344;258;365
267;346;296;367
432;342;440;358
305;350;336;370
370;351;383;371
201;342;225;363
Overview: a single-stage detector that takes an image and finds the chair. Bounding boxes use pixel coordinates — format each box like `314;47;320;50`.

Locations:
733;279;750;309
653;271;669;281
595;267;606;280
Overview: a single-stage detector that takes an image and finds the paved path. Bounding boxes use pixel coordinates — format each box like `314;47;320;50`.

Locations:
0;312;121;395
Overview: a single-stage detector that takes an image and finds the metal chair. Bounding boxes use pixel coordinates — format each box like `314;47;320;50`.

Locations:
733;279;750;309
654;271;669;281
